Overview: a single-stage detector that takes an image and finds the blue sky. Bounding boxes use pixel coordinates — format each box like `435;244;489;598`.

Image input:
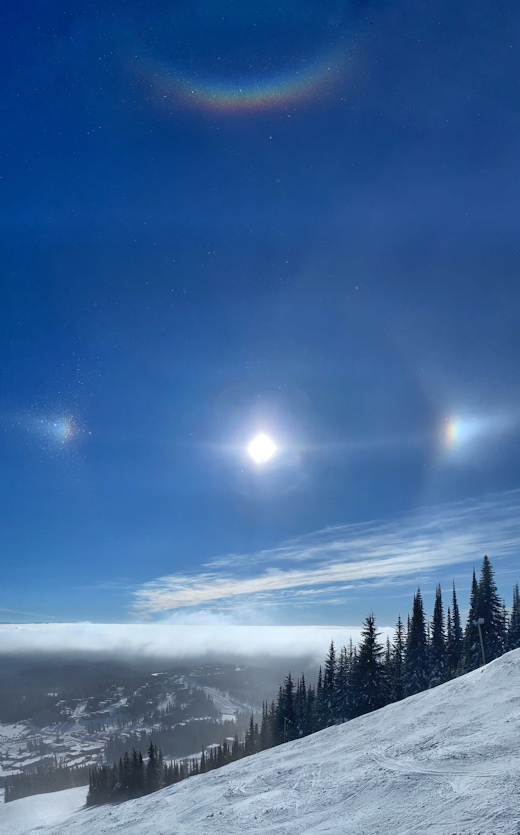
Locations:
1;0;519;636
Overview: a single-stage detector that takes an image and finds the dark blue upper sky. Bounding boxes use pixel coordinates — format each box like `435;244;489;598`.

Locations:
2;0;519;627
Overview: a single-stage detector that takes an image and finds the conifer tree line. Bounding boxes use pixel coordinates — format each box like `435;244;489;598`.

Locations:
4;758;91;803
104;716;243;764
245;555;520;744
75;556;520;806
86;734;258;805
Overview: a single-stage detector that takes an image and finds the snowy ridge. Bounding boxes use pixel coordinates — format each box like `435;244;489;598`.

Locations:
3;649;520;835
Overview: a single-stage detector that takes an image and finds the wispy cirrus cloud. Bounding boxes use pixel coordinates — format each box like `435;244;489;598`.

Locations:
0;607;62;622
132;490;520;617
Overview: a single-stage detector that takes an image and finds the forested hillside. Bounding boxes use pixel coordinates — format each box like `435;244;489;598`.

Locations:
84;554;519;806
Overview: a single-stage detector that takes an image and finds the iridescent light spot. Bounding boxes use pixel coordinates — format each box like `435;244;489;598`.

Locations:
444;416;485;448
49;418;76;443
35;415;78;446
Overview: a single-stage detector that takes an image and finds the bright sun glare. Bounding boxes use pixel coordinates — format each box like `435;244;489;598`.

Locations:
247;433;277;464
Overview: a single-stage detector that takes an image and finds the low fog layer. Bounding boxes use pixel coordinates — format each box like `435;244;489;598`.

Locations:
0;621;393;665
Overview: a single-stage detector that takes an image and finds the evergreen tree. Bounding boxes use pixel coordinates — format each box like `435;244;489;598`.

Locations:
275;674;296;743
346;639;357;719
129;748;144;798
446;605;452;669
382;637;392;703
335;645;349;723
508;583;520;650
429;584;446;687
384;637;391;672
465;556;505;668
501;600;509;648
146;742;162;794
322;641;337;726
120;751;130;797
390;615;405;702
273;685;284;744
244;714;260;754
283;673;296;740
315;667;325;730
259;701;274;750
463;568;482;671
404;589;428;696
477;555;506;661
446;582;463;677
353;613;386;716
305;684;318;734
294;674;308;737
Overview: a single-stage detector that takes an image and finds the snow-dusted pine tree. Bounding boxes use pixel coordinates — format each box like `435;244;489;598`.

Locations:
429;584;446;687
477;555;506;662
463;568;482;671
507;583;520;650
322;641;337;726
446;581;463;677
353;613;386;716
390;615;405;702
404;589;428;696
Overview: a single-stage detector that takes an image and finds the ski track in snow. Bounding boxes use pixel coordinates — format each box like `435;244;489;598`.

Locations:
2;650;520;835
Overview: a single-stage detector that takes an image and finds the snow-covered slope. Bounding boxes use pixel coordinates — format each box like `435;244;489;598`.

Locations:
4;650;520;835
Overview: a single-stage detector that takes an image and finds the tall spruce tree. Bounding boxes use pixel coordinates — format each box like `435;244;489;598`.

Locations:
335;646;349;723
508;583;520;650
383;637;392;699
322;641;337;726
246;714;261;754
294;674;308;738
129;748;144;798
274;685;285;743
335;639;357;722
404;589;428;696
353;613;386;716
390;615;405;702
446;606;452;670
465;556;506;668
259;701;272;750
275;673;296;742
315;666;325;730
446;582;463;677
146;742;163;793
463;568;482;671
476;555;506;662
501;600;509;647
384;637;391;669
305;684;318;735
429;584;446;687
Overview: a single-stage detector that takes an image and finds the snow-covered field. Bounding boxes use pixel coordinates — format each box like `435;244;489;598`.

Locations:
3;649;520;835
1;786;88;835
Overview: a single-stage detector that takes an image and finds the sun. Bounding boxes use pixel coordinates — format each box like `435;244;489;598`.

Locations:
247;433;277;464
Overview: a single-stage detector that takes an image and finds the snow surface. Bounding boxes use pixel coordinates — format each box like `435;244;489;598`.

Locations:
1;787;88;835
3;649;520;835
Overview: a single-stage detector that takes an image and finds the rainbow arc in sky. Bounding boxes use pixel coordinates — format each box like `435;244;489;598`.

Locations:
138;48;349;114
